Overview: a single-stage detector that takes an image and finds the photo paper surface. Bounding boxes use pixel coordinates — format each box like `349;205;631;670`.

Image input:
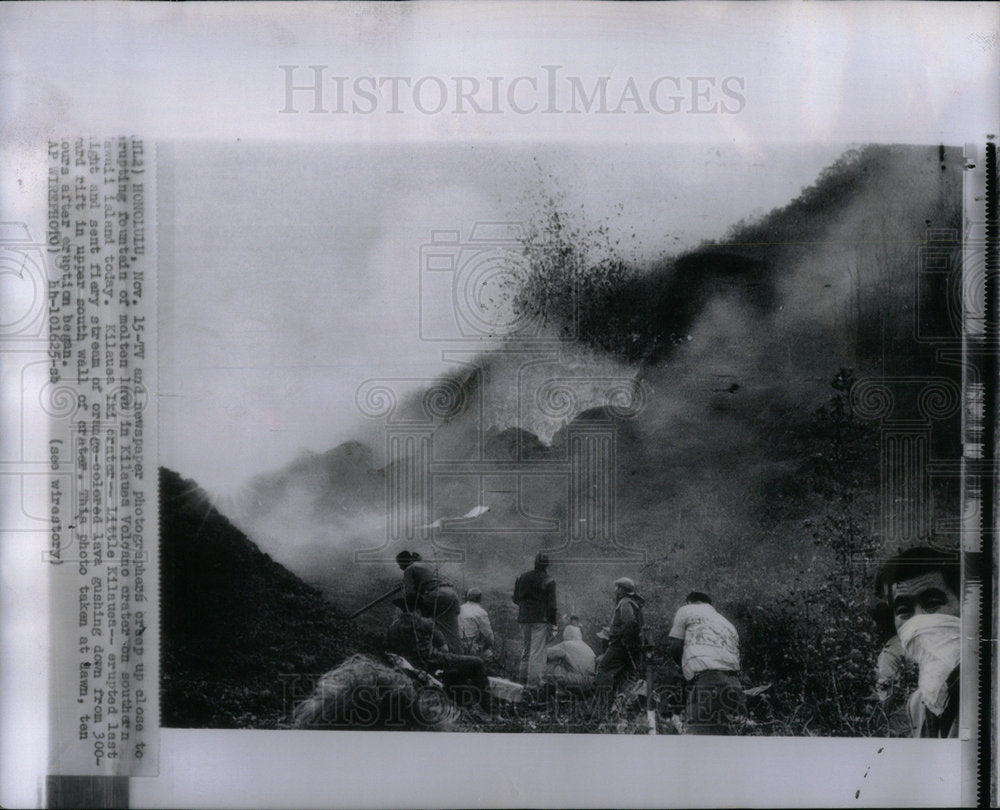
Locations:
1;3;997;807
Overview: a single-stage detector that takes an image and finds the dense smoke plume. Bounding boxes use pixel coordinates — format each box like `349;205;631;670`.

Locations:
225;144;962;635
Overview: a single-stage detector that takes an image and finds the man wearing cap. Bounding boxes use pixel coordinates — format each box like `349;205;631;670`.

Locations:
667;591;744;734
513;552;558;689
594;577;645;695
385;594;490;706
396;550;463;655
458;588;495;660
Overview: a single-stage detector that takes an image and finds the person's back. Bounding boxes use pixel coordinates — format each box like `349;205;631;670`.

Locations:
558;639;596;675
386;611;442;669
669;601;740;679
608;593;644;654
458;589;495;659
397;552;463;654
404;559;445;600
667;593;743;734
459;600;489;632
546;625;596;688
513;568;556;625
459;600;494;653
512;553;557;689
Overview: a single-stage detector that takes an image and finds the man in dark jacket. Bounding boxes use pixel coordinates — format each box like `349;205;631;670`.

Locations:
595;577;644;695
512;551;557;688
396;550;463;655
385;595;489;706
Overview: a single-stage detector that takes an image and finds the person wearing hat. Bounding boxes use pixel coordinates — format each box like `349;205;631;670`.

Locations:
385;593;490;706
545;623;597;692
395;550;463;655
594;577;645;697
667;591;744;734
512;551;558;689
458;587;495;660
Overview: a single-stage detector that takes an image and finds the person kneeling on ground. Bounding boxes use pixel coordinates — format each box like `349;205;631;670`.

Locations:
545;624;596;693
667;591;745;735
385;595;490;710
459;587;495;662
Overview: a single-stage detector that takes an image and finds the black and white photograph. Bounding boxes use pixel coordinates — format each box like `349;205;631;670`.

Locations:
1;3;997;807
157;141;968;743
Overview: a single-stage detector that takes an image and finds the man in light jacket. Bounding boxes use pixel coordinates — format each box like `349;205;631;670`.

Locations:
458;587;495;660
545;624;596;690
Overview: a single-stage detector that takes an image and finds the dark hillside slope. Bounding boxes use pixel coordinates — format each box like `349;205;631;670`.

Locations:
160;466;368;727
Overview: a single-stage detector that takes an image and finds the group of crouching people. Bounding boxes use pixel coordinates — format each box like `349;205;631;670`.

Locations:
391;550;746;732
389;545;962;737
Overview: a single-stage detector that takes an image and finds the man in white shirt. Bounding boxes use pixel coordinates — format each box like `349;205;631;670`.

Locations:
667;591;745;734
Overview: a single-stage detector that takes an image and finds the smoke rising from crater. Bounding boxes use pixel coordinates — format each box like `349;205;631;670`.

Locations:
223;144;962;625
